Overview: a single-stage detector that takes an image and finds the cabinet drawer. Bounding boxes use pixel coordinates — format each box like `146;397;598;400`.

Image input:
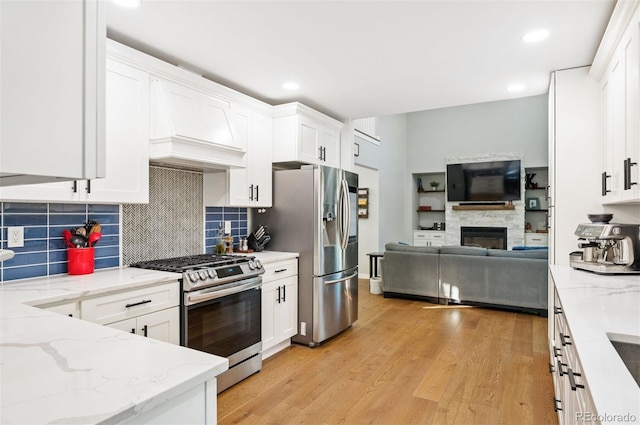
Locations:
261;258;298;283
430;233;445;241
81;282;179;325
525;233;549;246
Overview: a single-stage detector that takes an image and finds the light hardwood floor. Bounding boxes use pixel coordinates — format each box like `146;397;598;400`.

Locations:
218;279;558;425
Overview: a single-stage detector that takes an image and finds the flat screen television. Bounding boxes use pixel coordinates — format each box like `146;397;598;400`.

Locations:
446;160;521;202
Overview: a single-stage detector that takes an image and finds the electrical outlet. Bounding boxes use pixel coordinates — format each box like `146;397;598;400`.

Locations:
7;227;24;248
224;220;231;234
300;321;307;336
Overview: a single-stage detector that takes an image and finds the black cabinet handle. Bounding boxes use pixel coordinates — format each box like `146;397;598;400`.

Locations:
560;332;572;346
130;328;135;334
323;146;326;161
554;306;562;315
282;285;286;302
624;158;638;190
72;180;78;193
125;299;152;308
553;347;562;358
68;313;73;317
602;171;611;196
275;268;287;273
568;368;584;391
276;286;281;303
86;179;91;194
142;324;148;337
255;185;259;202
319;146;323;160
249;184;254;201
556;359;567;377
553;398;563;412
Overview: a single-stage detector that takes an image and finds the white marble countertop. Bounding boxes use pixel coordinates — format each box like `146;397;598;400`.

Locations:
0;267;229;425
549;265;640;423
246;250;299;264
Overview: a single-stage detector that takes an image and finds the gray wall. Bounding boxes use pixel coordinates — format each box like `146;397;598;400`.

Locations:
405;95;548;173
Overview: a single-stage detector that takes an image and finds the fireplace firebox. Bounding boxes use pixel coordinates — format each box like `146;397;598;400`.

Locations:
461;226;507;250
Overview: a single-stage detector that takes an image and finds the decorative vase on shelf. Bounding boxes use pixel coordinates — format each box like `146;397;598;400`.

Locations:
417;178;424;192
430;182;439;191
525;173;536;189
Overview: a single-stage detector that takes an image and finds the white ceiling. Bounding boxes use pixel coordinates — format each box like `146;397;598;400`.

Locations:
106;0;616;121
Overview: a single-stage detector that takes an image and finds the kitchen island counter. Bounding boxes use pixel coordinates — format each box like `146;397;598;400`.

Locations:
549;265;640;424
0;267;228;424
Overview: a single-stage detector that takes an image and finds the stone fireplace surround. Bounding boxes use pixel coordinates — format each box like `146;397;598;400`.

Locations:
444;153;525;249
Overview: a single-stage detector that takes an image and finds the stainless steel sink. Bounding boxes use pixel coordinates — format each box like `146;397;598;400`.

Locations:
608;333;640;388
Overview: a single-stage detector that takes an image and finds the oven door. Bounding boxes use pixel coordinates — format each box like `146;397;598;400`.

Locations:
182;277;262;367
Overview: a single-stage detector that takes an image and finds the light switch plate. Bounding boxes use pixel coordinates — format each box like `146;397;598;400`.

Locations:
224;220;231;234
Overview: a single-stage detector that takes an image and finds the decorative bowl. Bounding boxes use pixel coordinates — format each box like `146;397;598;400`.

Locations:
587;213;613;223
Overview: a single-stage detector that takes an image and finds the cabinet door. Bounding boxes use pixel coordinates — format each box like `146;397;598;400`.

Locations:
278;276;298;340
261;281;278;351
87;59;149;203
250;111;273;207
107;317;138;335
623;20;640;201
298;116;323;165
320;127;340;168
139;307;180;345
0;0;105;186
602;55;625;201
227;106;252;206
43;301;79;318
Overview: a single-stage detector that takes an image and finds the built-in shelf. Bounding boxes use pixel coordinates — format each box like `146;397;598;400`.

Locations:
452;204;515;211
526;208;549;212
417;209;446;212
417;189;445;193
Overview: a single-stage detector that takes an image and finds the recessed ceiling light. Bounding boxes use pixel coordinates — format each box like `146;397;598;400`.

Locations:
522;29;549;43
110;0;141;8
507;84;526;93
282;82;300;91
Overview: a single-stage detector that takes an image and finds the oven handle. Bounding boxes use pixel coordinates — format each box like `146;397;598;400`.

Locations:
325;271;358;285
185;277;262;305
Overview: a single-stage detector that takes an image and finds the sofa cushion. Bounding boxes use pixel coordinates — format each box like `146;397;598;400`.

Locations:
488;249;548;259
385;243;439;254
439;245;488;256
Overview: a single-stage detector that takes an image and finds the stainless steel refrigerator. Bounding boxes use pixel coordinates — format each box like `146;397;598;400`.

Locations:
258;165;358;347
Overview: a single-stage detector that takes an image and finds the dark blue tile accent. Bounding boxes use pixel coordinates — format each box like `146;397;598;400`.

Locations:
3;203;48;214
49;262;68;276
95;257;120;269
88;214;119;224
223;212;238;220
49;239;71;251
95;235;119;247
9;240;48;253
3;214;48;226
88;204;119;213
3;265;48;281
95;246;119;258
2;252;48;267
24;227;48;239
206;212;223;221
49;204;87;213
99;224;119;236
49;214;86;226
49;250;68;263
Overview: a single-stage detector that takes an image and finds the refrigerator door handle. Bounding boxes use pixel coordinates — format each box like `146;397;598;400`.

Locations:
325;271;358;285
339;179;350;249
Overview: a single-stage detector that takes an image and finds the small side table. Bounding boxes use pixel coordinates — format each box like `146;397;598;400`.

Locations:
367;252;384;278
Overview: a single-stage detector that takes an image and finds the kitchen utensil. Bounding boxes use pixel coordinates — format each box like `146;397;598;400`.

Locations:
86;220;101;235
587;213;613;223
69;234;88;248
88;232;101;247
62;229;74;248
74;227;87;237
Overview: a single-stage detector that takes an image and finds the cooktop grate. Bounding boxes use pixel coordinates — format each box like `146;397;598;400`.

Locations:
129;254;252;272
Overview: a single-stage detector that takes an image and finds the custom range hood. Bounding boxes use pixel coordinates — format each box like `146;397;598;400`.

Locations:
149;78;247;171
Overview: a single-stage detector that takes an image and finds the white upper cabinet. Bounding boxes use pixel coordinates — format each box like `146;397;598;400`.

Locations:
0;0;106;187
149;78;246;169
204;108;273;208
272;102;342;168
0;56;150;204
591;1;640;204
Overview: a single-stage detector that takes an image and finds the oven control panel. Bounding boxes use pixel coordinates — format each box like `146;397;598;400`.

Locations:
183;259;263;290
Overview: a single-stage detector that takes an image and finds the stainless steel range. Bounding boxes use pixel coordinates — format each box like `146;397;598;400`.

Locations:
130;254;264;392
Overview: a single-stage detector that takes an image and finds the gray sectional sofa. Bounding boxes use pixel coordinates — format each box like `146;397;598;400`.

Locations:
380;243;548;315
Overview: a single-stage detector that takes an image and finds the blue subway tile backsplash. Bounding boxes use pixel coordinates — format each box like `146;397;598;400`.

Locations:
204;206;248;254
0;202;121;282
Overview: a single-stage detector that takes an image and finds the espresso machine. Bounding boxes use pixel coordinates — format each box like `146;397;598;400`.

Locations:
570;223;640;274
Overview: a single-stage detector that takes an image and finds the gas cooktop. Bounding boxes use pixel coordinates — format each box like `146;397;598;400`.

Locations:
129;254;253;273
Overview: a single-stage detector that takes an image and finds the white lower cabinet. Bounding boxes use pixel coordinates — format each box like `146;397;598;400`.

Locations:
550;285;598;424
413;230;446;247
107;307;180;345
41;301;79;318
261;257;298;359
81;282;180;344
